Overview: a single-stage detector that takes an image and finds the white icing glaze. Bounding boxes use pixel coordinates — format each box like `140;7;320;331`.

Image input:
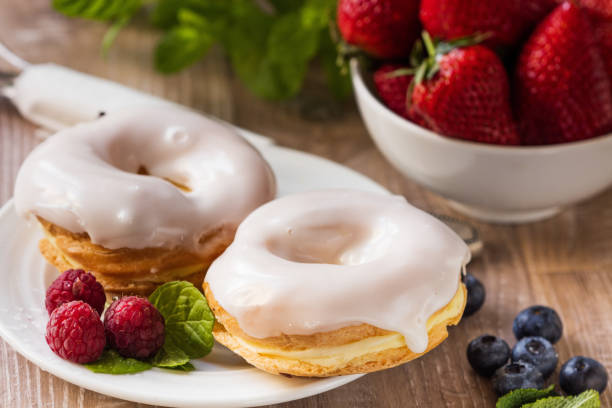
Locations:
14;105;276;251
205;190;470;354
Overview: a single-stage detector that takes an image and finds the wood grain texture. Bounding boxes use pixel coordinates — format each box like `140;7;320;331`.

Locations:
0;1;611;407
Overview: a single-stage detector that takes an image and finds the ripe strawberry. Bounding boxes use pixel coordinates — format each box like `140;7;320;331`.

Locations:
337;0;420;58
515;2;612;145
408;35;520;145
575;0;612;20
594;19;612;85
373;64;412;119
420;0;557;47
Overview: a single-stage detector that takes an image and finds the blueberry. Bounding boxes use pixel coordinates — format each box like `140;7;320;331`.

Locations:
559;356;608;395
463;274;485;317
513;305;563;344
511;336;558;379
492;361;545;396
467;334;510;377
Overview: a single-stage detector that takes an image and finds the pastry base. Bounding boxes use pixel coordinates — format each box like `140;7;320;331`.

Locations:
38;218;234;298
203;281;466;377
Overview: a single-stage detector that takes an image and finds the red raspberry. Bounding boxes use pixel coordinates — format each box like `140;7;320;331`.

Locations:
104;296;165;359
45;269;106;316
45;301;106;363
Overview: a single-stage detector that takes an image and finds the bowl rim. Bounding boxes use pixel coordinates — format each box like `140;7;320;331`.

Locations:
350;58;612;155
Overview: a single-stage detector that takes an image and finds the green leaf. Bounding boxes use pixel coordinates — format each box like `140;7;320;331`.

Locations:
150;0;186;28
150;337;190;367
221;5;277;98
521;390;600;408
410;40;424;68
53;0;141;20
54;0;142;54
160;362;196;372
154;7;224;73
426;61;440;80
266;12;319;91
150;0;232;28
414;63;427;86
422;31;437;58
225;0;333;99
496;385;557;408
84;350;152;374
54;0;344;100
101;13;131;54
319;28;352;99
154;25;213;73
149;281;215;366
268;0;303;13
299;0;335;30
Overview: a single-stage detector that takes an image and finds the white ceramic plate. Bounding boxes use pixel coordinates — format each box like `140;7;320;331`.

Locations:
0;142;389;408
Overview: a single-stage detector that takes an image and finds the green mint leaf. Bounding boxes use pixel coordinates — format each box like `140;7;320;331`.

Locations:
226;0;333;99
160;362;196;372
319;28;352;99
101;13;131;54
496;385;557;408
154;8;220;73
264;12;319;93
299;0;336;30
149;281;215;366
268;0;303;13
150;0;186;28
54;0;343;100
150;0;231;28
154;25;213;73
53;0;142;54
53;0;141;21
84;350;152;374
220;3;275;97
150;338;190;367
521;390;600;408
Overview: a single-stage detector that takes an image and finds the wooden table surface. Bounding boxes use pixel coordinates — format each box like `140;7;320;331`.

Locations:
1;1;611;407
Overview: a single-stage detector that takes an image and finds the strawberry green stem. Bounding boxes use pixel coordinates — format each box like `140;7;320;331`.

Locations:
405;30;492;110
437;32;493;55
385;68;415;79
422;31;437;59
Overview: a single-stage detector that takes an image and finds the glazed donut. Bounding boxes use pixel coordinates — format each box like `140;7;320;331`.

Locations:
204;190;470;377
15;106;276;297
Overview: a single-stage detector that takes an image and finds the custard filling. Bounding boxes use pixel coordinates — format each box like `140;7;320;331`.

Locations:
229;284;465;367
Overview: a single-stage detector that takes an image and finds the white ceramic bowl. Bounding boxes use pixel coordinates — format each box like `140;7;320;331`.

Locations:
350;59;612;223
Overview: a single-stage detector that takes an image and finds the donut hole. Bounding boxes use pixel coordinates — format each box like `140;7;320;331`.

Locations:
266;220;395;266
106;139;193;193
136;165;192;192
103;129;195;193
